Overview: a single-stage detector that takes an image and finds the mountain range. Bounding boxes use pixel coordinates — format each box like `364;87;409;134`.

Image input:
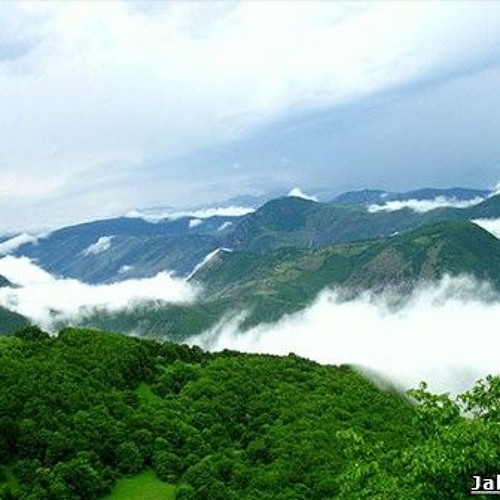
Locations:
5;186;498;284
76;220;500;339
2;186;500;338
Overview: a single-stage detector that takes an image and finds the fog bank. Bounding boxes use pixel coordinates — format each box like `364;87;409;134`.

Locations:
0;256;199;330
190;275;500;393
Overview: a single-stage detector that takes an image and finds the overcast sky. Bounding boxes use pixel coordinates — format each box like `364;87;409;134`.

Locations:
2;1;500;232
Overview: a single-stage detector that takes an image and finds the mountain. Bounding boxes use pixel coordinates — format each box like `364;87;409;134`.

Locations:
75;221;500;339
0;275;12;288
0;274;30;334
13;215;240;283
193;220;500;321
226;193;500;254
199;220;500;291
0;307;29;335
332;189;392;204
0;327;415;499
7;188;500;285
331;187;490;204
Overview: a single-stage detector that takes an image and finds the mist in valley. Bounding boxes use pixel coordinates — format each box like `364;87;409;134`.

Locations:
1;253;498;394
189;274;500;394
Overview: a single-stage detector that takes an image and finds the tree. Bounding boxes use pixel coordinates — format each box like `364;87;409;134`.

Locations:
14;325;50;341
116;442;143;474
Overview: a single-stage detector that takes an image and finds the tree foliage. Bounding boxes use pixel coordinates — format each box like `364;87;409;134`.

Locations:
0;327;497;498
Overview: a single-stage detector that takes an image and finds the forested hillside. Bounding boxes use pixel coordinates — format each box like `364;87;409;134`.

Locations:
1;327;413;499
0;327;497;499
79;221;500;339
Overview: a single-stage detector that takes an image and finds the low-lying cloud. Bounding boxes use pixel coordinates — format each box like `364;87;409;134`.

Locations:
82;235;114;256
2;253;499;394
0;233;38;255
126;205;255;223
0;255;199;330
473;218;500;239
288;187;318;202
191;275;500;394
368;196;485;213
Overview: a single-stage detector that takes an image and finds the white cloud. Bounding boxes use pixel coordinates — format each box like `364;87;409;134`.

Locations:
287;187;318;202
1;2;500;229
473;218;500;239
191;275;500;394
368;196;485;213
186;247;232;281
118;264;133;275
0;233;38;255
188;219;203;229
82;236;114;256
0;255;53;286
0;255;199;330
218;221;233;232
126;205;255;223
187;206;256;219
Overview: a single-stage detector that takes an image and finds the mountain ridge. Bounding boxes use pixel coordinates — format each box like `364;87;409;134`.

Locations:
76;220;500;339
6;187;498;284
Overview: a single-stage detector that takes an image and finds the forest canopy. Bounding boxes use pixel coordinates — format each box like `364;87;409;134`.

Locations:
0;327;497;499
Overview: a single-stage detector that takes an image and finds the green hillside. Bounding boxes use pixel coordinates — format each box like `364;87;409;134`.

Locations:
196;220;500;326
80;221;500;338
0;308;30;335
227;194;500;253
0;327;414;499
0;327;498;499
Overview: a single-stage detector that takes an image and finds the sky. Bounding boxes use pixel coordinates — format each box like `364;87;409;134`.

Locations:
2;1;500;232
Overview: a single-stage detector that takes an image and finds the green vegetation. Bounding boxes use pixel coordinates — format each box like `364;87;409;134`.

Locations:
337;378;500;499
0;327;498;498
0;327;415;498
79;221;500;339
226;194;500;253
0;275;31;335
0;308;30;336
103;470;176;499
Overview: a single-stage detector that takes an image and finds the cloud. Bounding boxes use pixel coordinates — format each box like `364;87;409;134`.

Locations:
188;219;203;229
190;275;500;394
126;205;255;223
118;264;133;275
217;221;233;232
0;233;38;255
287;187;318;202
368;196;485;213
0;255;199;330
473;218;500;239
2;2;500;230
82;236;114;256
186;248;233;281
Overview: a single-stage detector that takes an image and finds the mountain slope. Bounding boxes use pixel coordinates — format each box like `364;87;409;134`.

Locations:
0;275;30;334
0;275;12;288
14;215;239;282
227;194;500;254
9;191;500;284
331;187;489;204
0;328;415;499
77;221;500;339
197;220;500;308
